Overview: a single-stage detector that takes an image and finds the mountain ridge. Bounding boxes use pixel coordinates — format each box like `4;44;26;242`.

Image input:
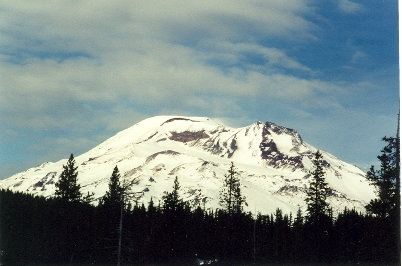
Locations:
0;115;375;214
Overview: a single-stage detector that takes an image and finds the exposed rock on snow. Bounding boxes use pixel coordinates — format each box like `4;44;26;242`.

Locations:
0;115;375;214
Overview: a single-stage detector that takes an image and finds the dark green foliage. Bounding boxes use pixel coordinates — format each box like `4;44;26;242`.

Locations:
159;176;192;260
305;150;330;224
54;154;82;202
271;208;292;261
366;136;400;218
101;165;124;206
162;176;184;212
1;188;401;265
294;206;303;228
303;151;333;262
81;191;95;203
219;162;246;215
2;138;400;265
97;166;130;264
365;136;400;263
0;189;96;265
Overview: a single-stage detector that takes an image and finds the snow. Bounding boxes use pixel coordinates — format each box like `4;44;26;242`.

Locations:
270;132;298;157
0;115;376;214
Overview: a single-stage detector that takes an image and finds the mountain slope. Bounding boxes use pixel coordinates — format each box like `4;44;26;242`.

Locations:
0;116;375;214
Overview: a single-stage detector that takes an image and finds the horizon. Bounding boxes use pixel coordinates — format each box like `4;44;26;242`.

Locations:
0;1;399;179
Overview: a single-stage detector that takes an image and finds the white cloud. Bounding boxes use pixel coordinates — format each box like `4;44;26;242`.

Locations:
199;41;312;72
1;0;393;178
351;51;367;63
337;0;363;14
0;44;344;131
0;0;316;56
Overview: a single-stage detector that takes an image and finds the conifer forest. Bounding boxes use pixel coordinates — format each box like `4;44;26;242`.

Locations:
1;136;400;265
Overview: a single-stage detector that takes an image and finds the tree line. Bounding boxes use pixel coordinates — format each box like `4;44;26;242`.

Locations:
0;136;399;265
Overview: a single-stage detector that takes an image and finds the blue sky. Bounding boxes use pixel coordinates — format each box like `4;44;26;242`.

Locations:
0;0;399;179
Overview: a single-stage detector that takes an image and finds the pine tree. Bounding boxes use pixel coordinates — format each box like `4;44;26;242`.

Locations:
162;176;183;212
102;166;124;206
161;176;188;259
292;206;305;260
294;206;304;228
99;166;129;265
366;136;400;218
55;154;82;202
305;150;330;224
219;162;246;215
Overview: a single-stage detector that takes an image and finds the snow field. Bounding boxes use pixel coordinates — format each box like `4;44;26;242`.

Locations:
0;115;376;215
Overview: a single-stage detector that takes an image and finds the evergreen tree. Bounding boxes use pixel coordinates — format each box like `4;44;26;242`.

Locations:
160;176;189;259
162;176;183;212
366;136;400;218
365;136;400;263
97;166;129;265
305;150;330;224
292;206;305;261
293;207;304;228
219;162;246;215
81;191;95;204
54;154;82;202
101;166;124;206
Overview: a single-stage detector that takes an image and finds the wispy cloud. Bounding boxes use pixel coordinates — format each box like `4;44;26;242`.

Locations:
0;0;398;178
0;0;333;133
337;0;363;14
199;41;312;73
351;51;367;63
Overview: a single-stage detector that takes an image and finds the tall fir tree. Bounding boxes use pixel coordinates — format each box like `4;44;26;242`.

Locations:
55;154;82;202
160;176;189;259
366;136;400;218
305;150;330;224
162;176;183;212
101;166;124;206
219;162;246;215
293;206;304;228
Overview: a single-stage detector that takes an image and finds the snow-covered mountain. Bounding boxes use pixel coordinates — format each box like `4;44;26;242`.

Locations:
0;116;375;214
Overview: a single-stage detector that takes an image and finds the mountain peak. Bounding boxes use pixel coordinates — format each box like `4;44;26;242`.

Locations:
0;115;375;214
